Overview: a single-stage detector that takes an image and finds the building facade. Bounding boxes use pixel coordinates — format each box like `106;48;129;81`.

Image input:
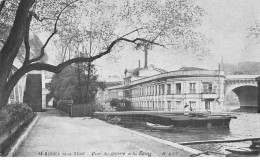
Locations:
107;65;226;112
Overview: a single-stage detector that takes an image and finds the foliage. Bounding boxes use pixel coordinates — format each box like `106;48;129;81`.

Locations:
0;1;47;63
248;21;260;40
95;115;121;125
51;0;208;63
0;103;33;125
49;64;105;104
0;0;207;108
29;34;48;62
110;98;132;111
93;102;106;112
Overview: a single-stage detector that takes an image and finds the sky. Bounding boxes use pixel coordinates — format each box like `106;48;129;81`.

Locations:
196;0;260;64
92;0;260;79
45;0;260;79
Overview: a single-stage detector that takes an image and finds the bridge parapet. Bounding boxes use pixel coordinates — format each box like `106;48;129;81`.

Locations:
226;75;260;79
225;79;257;85
225;75;259;85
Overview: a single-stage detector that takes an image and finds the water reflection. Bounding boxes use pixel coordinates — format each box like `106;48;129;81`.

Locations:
127;111;260;156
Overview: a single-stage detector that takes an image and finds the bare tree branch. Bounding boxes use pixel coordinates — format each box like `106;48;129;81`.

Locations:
8;36;163;96
119;27;143;38
28;0;79;64
62;35;77;61
4;34;163;102
92;34;102;56
55;37;165;72
30;11;57;22
151;31;162;42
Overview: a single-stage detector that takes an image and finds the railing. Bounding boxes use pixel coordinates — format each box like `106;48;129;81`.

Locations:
56;100;93;117
56;100;73;116
202;90;216;94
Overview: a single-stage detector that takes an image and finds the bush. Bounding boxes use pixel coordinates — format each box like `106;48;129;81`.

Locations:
93;102;106;112
109;98;132;111
0;103;33;125
96;115;121;125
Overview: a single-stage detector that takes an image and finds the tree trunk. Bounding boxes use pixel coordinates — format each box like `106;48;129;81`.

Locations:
0;72;20;107
76;63;83;103
0;0;35;109
85;62;91;103
0;79;6;108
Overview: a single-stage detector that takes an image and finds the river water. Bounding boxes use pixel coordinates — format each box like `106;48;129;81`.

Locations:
127;106;260;156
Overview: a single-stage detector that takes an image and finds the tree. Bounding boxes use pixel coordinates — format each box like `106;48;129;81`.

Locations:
49;64;105;104
0;0;206;109
110;98;132;111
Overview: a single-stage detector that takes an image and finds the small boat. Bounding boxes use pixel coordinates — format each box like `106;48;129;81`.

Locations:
226;140;260;155
225;147;260;155
146;122;173;130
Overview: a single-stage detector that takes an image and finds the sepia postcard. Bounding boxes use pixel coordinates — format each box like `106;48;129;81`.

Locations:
0;0;260;158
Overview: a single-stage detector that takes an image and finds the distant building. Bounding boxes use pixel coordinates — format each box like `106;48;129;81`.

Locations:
23;70;51;111
104;75;124;88
95;75;124;111
107;64;226;112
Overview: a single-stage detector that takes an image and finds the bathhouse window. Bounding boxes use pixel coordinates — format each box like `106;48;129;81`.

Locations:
167;101;171;111
189;101;196;111
209;83;213;92
176;83;181;94
203;82;213;93
161;84;165;95
162;101;165;110
176;101;181;110
167;84;171;94
189;83;196;93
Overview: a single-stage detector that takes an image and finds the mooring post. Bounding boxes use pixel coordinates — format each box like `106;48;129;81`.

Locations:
255;76;260;113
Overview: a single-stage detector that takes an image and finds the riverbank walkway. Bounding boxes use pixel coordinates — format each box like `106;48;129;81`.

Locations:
14;107;202;157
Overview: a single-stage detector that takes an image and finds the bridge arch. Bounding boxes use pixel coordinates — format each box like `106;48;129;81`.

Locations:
225;76;259;108
227;85;258;108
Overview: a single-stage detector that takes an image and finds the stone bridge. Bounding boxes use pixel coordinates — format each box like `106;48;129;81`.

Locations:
225;75;259;108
